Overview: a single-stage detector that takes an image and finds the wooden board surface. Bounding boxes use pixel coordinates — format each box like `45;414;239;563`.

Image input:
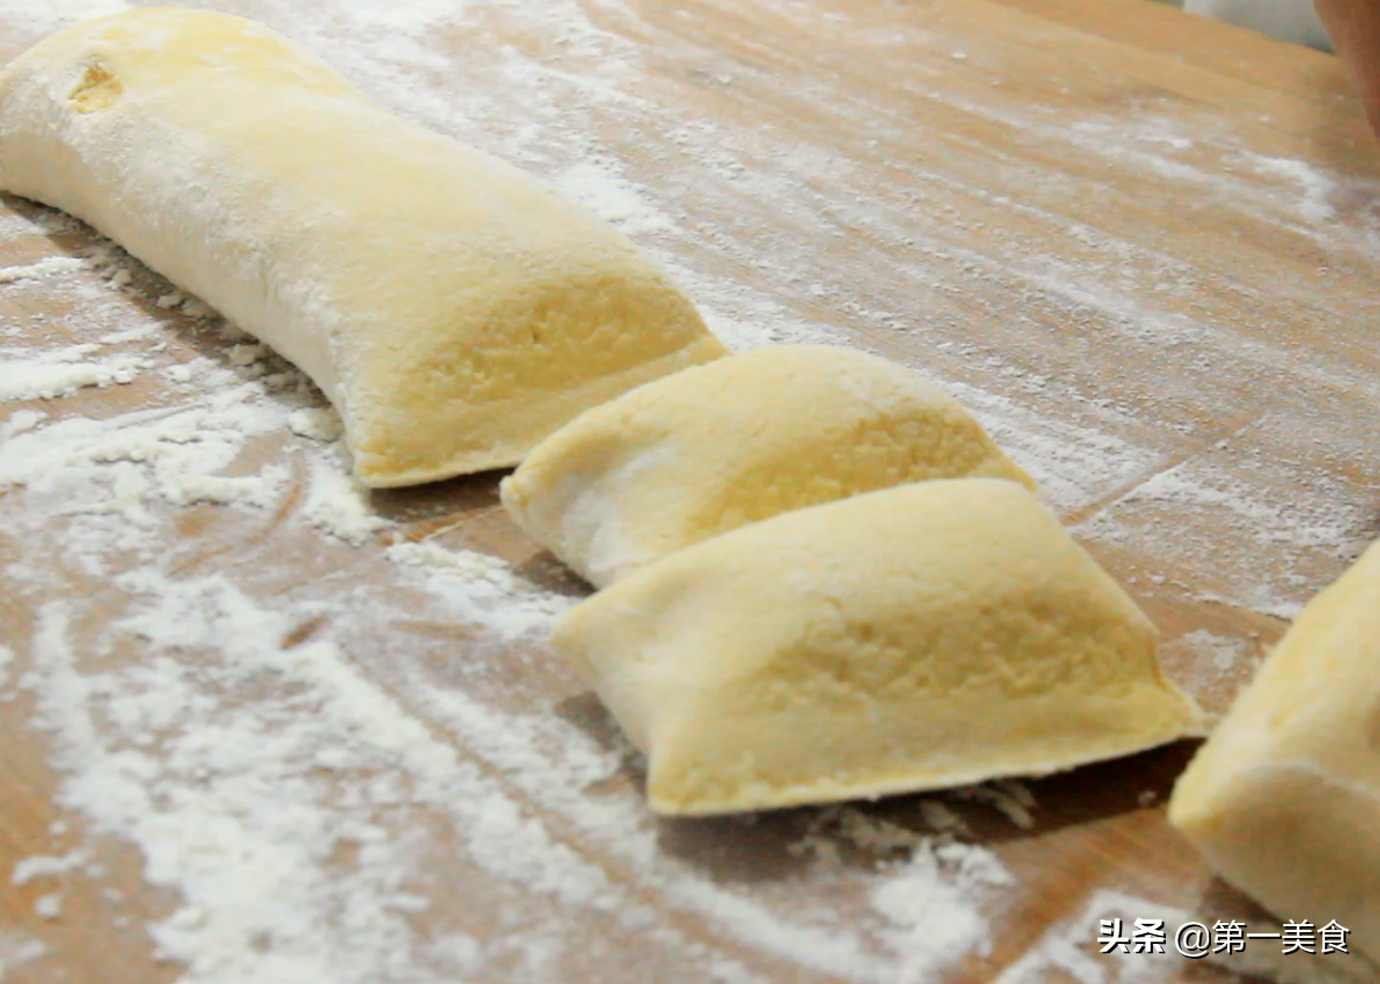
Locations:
2;1;1379;982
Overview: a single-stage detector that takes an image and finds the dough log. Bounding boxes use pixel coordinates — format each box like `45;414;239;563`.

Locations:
502;344;1034;586
1169;540;1380;965
552;478;1205;816
0;9;726;486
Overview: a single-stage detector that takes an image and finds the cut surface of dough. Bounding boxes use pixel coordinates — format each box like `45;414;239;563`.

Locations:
0;9;725;486
1169;540;1380;965
502;345;1034;586
552;478;1205;815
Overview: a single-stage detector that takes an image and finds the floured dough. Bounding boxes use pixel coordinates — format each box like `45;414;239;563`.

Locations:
552;478;1205;815
1169;540;1380;964
0;9;726;487
501;345;1034;586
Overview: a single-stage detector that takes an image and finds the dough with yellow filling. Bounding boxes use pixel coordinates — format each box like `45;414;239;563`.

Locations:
1170;540;1380;965
0;9;725;486
552;478;1205;815
502;345;1033;586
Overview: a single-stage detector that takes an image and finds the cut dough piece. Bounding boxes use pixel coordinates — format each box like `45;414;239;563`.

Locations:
1169;540;1380;965
552;478;1205;815
0;9;725;487
502;345;1034;586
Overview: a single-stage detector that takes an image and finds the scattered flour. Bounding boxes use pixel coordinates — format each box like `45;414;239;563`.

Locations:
1;0;1376;981
14;567;1020;984
0;380;290;515
993;889;1191;984
871;842;1014;984
1077;458;1367;619
301;450;391;544
1243;153;1338;224
409;679;1008;982
0;932;47;979
54;0;131;21
0;344;148;401
288;407;344;443
1252;600;1306;621
1179;629;1254;675
0;408;46;438
11;849;88;885
24;591;552;983
0;256;85;282
555;159;674;237
33;893;63;920
386;541;573;641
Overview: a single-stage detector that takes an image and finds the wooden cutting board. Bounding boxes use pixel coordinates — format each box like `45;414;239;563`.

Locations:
3;1;1379;982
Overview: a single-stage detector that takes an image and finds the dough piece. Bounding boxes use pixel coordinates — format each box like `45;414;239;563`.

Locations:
501;345;1034;586
552;478;1205;815
0;10;726;487
1169;540;1380;964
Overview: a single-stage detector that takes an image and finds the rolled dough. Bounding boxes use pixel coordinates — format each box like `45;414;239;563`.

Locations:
552;478;1205;815
0;9;726;486
501;344;1034;586
1169;540;1380;964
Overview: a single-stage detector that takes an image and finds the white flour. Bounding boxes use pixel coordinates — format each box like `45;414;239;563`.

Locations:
287;407;344;443
301;448;391;544
1179;629;1256;675
0;344;146;401
15;567;1016;984
0;227;1017;982
387;541;574;641
1243;153;1339;224
0;932;47;980
993;889;1192;984
0;256;86;282
2;0;1378;981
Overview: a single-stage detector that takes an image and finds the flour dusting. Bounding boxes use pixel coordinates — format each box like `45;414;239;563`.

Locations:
2;0;1377;981
994;890;1191;984
1244;153;1338;224
0;256;85;282
288;406;344;443
0;344;147;401
386;541;573;642
0;931;47;979
301;450;390;544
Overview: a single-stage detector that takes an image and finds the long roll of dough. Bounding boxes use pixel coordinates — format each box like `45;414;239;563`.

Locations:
0;8;726;486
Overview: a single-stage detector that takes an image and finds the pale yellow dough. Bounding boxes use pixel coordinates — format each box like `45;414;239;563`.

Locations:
501;345;1034;586
1169;540;1380;965
552;478;1205;816
0;9;725;486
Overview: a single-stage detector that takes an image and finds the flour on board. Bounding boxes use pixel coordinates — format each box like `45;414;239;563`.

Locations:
386;541;574;642
288;407;344;443
0;256;85;282
992;889;1191;984
16;572;1018;984
302;448;391;544
0;932;47;980
0;343;147;402
3;0;1380;980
